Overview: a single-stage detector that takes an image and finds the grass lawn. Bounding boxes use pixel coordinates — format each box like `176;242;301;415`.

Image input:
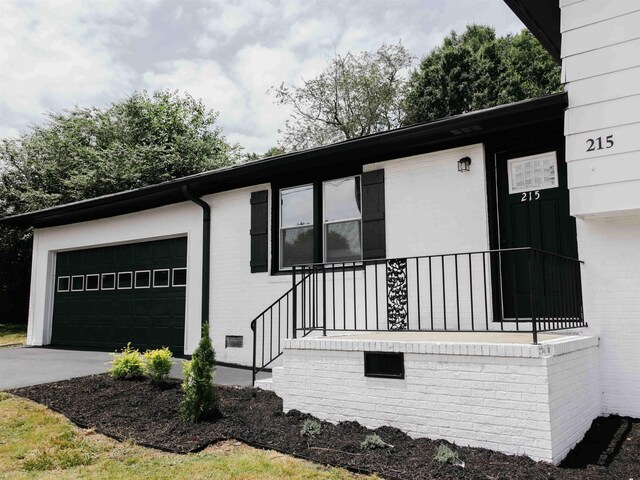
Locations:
0;393;375;480
0;324;27;347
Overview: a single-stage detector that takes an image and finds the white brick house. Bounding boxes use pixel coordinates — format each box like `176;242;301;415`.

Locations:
1;0;637;466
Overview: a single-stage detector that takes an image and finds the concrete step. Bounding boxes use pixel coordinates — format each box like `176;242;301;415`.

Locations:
254;366;284;391
254;376;273;391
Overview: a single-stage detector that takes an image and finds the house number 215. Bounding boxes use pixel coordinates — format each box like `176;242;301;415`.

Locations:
521;191;540;202
586;134;614;152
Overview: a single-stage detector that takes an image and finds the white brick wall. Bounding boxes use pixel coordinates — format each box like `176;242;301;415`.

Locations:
577;215;640;417
27;202;205;353
206;186;291;365
271;335;600;464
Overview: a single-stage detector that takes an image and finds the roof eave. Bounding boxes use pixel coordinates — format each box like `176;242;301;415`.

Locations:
0;93;567;229
503;0;561;63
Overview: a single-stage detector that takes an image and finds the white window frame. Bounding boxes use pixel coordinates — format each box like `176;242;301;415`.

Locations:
322;175;363;263
85;274;100;291
70;275;84;292
507;151;558;194
117;271;133;290
101;272;116;290
279;183;314;270
153;269;170;288
134;270;151;289
172;268;187;287
57;276;70;293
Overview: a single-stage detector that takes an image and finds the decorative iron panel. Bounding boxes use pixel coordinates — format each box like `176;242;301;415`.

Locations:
386;258;408;330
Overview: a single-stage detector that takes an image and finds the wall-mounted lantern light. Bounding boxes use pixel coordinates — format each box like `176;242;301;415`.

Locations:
458;156;472;173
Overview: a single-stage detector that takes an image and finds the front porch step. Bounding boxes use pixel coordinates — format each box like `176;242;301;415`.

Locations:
254;367;281;391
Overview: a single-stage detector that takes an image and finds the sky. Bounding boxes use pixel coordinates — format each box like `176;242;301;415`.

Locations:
0;0;524;154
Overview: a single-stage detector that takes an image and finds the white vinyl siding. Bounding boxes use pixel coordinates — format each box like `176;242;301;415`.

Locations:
561;1;639;32
561;9;640;57
564;94;640;135
562;38;640;83
567;66;640;108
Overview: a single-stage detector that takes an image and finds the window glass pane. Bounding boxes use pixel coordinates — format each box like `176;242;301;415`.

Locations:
102;273;115;290
153;269;170;287
86;274;100;291
325;220;361;262
118;272;132;289
71;276;84;292
57;276;70;292
324;177;361;222
172;268;187;287
281;185;313;228
281;226;314;268
135;271;150;288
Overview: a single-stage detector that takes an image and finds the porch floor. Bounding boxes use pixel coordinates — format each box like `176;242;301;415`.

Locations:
328;331;570;344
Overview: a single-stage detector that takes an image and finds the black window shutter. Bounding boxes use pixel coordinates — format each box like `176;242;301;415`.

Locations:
361;169;386;259
250;190;269;273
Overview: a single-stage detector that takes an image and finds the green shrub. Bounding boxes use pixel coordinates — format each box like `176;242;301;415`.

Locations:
360;434;390;450
300;418;322;438
180;323;218;422
143;347;174;385
109;343;144;379
434;443;464;467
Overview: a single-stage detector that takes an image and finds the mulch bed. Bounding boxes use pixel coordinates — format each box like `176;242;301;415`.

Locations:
8;375;640;480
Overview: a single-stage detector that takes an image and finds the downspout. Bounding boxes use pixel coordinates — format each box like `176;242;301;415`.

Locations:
182;186;210;328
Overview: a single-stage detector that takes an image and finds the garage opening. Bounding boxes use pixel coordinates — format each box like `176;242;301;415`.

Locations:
51;237;187;355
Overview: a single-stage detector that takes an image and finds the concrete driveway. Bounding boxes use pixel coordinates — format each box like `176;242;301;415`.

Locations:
0;346;264;390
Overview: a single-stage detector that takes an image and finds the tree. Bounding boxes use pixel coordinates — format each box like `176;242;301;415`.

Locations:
272;43;413;151
0;90;234;322
180;323;218;422
241;145;286;163
403;25;561;125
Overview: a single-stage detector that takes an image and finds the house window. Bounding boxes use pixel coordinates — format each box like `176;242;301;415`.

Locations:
323;176;361;262
117;272;133;289
172;268;187;287
101;273;116;290
135;270;151;289
85;274;100;291
153;269;170;288
71;275;84;292
279;184;314;269
278;176;362;269
57;276;70;292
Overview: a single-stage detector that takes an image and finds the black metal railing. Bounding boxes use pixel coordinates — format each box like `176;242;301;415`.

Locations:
250;247;585;383
250;273;315;384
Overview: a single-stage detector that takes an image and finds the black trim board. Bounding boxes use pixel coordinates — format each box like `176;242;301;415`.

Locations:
1;94;567;229
503;0;561;63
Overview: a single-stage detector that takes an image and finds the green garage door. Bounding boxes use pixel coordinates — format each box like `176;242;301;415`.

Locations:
52;237;187;354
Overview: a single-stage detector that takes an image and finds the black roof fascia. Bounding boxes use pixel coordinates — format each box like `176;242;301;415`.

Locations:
0;93;567;229
503;0;561;63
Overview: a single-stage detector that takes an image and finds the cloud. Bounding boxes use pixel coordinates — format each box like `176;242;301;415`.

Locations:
1;0;524;151
0;0;162;137
143;59;246;126
142;45;298;153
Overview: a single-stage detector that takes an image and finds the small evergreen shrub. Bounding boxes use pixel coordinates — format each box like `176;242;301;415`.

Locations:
434;443;464;467
360;434;389;450
300;418;322;438
109;343;144;379
143;347;174;385
180;323;218;422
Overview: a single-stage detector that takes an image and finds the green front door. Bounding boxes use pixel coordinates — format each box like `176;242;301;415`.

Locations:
52;237;187;354
497;150;578;319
